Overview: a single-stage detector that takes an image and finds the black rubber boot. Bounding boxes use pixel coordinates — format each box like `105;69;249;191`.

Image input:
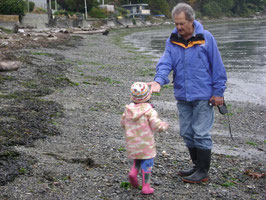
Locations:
178;148;197;176
182;149;211;183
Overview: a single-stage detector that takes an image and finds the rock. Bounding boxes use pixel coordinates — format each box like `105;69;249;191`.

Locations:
102;30;110;36
0;41;9;47
48;36;57;40
18;29;25;33
0;61;21;71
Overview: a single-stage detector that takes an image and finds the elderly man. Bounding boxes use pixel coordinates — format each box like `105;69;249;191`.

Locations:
148;3;227;183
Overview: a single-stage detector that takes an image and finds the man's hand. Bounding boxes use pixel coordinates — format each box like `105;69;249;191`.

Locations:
147;81;161;93
209;96;224;106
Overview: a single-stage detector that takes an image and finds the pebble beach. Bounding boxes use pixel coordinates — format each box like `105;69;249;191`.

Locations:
0;26;265;199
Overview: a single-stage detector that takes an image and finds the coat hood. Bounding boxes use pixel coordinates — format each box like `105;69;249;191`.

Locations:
123;103;152;121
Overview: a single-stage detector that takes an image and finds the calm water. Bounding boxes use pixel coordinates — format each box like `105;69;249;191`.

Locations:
124;20;266;105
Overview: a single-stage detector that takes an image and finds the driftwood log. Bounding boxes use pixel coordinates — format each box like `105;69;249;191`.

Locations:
72;29;108;35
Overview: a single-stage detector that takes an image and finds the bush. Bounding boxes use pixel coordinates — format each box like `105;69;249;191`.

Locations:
89;7;108;19
115;6;129;17
29;1;35;12
0;26;12;34
54;10;69;17
0;0;25;20
25;1;35;12
132;18;136;25
54;10;81;18
32;7;47;14
202;2;222;18
232;2;250;17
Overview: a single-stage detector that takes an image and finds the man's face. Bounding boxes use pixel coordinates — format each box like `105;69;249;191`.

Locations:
174;11;193;39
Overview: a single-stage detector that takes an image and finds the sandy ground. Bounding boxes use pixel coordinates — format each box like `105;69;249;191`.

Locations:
0;27;265;199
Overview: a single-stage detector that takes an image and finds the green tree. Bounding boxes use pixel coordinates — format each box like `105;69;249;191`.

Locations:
232;0;250;17
246;0;266;12
29;1;35;12
148;0;171;17
202;1;222;18
57;0;99;13
248;0;266;9
89;7;108;18
0;0;26;21
56;0;266;19
217;0;235;13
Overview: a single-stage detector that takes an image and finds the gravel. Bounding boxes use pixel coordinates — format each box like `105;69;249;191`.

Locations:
0;27;265;200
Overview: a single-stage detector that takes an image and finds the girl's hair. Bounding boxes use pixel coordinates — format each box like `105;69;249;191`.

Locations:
171;3;195;21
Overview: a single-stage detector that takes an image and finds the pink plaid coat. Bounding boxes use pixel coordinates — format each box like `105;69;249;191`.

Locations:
121;103;168;159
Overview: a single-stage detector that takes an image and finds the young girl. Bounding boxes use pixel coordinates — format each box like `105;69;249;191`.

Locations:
121;82;169;195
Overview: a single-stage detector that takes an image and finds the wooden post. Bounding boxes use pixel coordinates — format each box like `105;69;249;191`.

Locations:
55;0;58;10
49;0;52;10
84;0;88;19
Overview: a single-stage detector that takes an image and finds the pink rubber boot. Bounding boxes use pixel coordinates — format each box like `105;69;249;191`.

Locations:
141;170;154;195
128;161;139;188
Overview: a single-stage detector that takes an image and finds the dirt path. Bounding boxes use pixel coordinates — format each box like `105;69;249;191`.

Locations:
0;28;265;199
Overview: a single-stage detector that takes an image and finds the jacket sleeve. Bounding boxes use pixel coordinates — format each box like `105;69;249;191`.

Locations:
205;31;227;96
147;108;168;132
154;38;173;86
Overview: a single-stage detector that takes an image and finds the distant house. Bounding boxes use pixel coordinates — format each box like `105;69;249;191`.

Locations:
122;4;150;19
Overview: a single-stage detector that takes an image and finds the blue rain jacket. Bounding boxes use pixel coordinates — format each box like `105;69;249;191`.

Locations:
154;20;227;101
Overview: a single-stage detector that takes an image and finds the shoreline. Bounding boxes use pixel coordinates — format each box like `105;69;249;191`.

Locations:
0;27;265;199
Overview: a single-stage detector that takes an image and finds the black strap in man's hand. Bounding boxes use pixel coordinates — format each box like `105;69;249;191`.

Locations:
209;100;234;140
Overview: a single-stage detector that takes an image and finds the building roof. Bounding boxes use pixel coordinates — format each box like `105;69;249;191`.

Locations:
122;4;149;8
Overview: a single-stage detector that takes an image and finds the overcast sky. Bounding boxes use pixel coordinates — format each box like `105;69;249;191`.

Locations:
30;0;47;8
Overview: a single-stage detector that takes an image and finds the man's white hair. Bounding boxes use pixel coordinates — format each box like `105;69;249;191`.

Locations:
171;3;195;21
